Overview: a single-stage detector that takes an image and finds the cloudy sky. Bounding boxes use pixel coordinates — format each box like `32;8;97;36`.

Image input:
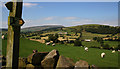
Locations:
0;2;119;28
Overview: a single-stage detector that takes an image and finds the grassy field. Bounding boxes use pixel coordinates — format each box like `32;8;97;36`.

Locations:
37;31;110;40
82;32;110;39
2;38;119;67
82;41;118;48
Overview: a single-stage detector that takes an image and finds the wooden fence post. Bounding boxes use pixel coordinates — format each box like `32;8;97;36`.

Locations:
5;0;24;68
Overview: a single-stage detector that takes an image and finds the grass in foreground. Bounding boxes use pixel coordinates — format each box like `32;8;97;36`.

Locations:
2;38;118;67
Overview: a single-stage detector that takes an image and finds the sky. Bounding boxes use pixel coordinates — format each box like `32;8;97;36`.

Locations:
1;0;120;2
0;2;119;28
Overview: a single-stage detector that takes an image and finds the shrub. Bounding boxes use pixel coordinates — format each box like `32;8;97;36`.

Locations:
48;34;59;43
59;41;64;44
93;37;97;41
102;44;110;49
74;40;82;46
69;40;74;44
114;44;120;50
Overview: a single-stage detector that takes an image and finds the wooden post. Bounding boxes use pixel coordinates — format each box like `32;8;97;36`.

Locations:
5;0;24;68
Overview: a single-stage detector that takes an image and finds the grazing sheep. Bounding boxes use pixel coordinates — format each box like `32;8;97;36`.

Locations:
118;50;120;52
52;43;55;46
112;50;115;53
46;42;50;45
2;35;4;39
33;50;38;53
91;65;96;68
85;47;88;51
101;52;105;58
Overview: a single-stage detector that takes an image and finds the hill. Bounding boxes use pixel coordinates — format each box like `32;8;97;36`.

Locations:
0;28;8;31
21;25;64;32
69;24;119;34
20;24;119;40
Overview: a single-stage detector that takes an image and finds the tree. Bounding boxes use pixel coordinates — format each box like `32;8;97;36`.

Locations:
48;34;59;43
115;44;120;50
96;37;103;43
118;44;120;49
114;36;117;40
55;34;59;38
93;37;97;41
74;40;82;46
102;44;110;49
106;35;110;37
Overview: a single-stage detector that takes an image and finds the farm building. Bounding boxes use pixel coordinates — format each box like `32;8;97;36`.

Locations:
84;39;92;42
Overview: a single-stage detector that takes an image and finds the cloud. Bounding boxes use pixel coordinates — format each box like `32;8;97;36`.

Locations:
71;19;93;24
42;23;62;25
23;3;38;7
44;17;54;20
64;17;78;20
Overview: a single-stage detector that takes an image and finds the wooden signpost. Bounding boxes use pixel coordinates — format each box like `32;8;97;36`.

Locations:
5;0;24;68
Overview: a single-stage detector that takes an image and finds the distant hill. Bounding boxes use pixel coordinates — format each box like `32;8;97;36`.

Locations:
21;25;64;32
1;24;119;34
0;28;8;31
69;24;119;34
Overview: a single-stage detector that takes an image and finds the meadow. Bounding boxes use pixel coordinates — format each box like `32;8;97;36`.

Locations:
2;38;118;67
82;41;118;48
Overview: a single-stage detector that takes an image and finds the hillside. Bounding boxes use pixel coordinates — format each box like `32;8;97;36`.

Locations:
69;24;119;34
20;24;119;40
2;24;119;34
21;25;64;32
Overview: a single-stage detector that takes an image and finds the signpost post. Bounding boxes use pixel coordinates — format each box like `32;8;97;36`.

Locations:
5;0;24;68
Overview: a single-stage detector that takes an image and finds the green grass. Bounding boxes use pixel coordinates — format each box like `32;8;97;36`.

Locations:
104;41;118;48
82;41;101;47
82;41;118;48
2;38;118;67
82;32;110;39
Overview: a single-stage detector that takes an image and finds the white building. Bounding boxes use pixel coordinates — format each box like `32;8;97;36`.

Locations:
85;39;91;42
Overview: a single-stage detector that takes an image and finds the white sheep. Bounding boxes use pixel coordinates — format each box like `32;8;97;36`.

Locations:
85;47;88;51
33;50;38;53
46;42;50;45
101;52;105;58
52;43;55;46
2;35;4;39
112;50;115;53
118;50;120;52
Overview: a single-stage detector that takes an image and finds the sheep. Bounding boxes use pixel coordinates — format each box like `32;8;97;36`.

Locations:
52;43;55;46
2;35;4;39
33;50;38;53
46;42;50;45
118;50;120;52
85;47;88;51
101;52;105;58
112;50;115;53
